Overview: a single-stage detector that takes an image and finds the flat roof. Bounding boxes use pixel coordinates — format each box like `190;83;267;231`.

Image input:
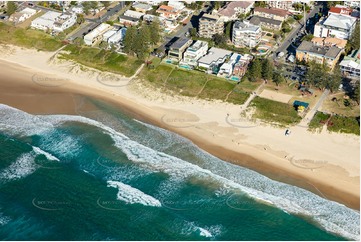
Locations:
254;7;289;17
198;47;232;65
323;13;356;30
170;37;191;49
218;1;254;17
297;41;343;59
249;16;282;26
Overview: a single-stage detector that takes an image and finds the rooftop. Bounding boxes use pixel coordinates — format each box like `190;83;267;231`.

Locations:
329;6;352;15
297;41;343;59
344;49;360;63
200;13;221;21
124;10;144;19
133;3;152;10
198;47;232;65
85;23;111;39
119;15;140;22
218;1;254;17
311;37;347;49
186;40;208;52
323;13;357;30
254;7;289;17
234;20;260;32
157;5;177;13
170;37;191;49
249;16;282;26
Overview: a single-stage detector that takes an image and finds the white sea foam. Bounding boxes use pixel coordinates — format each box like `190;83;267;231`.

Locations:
0;153;36;181
0;212;10;226
32;146;60;161
3;109;359;240
107;181;161;207
199;227;212;237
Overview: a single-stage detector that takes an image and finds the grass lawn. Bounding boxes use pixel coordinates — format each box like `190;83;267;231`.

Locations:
166;68;207;97
321;92;360;117
198;77;235;101
328;115;360;135
138;63;174;85
0;22;63;51
61;44;143;77
251;96;302;126
308;111;331;131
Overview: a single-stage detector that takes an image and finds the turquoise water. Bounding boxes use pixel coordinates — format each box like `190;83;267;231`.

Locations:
0;98;358;240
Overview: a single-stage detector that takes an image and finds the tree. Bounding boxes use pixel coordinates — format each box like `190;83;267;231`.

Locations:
348;22;360;51
254;1;267;8
6;2;17;16
262;58;274;81
190;27;197;37
211;1;224;10
302;34;314;41
82;2;91;15
89;1;98;10
123;26;137;55
351;82;360;105
273;72;285;86
77;14;84;24
327;65;342;93
249;58;262;80
100;1;110;9
213;33;226;46
225;22;232;40
149;18;161;45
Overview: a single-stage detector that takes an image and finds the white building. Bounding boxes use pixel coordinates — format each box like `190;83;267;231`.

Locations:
198;47;232;71
53;13;77;32
108;28;127;45
9;7;37;24
124;10;144;19
84;23;112;46
343;0;360;9
31;11;62;31
181;40;209;68
232;20;262;48
218;53;242;77
135;0;162;6
314;13;357;40
71;6;84;14
102;29;117;42
168;1;185;11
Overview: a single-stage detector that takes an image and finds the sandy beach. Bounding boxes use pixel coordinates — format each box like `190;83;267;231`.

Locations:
0;45;359;210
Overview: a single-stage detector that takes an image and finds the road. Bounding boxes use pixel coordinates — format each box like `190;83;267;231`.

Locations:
299;89;330;127
85;2;125;23
272;2;322;59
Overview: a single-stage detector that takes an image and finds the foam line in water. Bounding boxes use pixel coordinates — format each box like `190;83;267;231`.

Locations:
107;181;161;207
0;153;36;182
5;111;359;240
32;146;60;161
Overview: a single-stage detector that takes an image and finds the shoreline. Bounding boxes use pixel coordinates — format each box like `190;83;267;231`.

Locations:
0;46;359;210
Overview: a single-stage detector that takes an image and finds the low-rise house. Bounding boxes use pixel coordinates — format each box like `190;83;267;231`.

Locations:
218;53;242;77
168;1;185;11
53;12;77;32
267;1;293;10
233;54;253;77
124;10;144;19
9;7;37;24
343;0;360;9
102;29;117;42
249;16;282;30
133;3;153;13
218;1;254;22
135;0;162;6
313;13;357;40
232;20;262;48
198;13;224;38
339;49;360;79
328;6;353;16
311;37;347;49
253;7;289;22
156;5;180;20
31;11;61;31
71;6;83;14
181;40;209;68
296;41;344;70
168;37;193;62
118;15;140;26
108;28;127;45
84;23;112;46
198;47;232;72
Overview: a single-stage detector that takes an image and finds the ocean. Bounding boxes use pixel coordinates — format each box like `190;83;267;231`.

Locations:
0;97;359;241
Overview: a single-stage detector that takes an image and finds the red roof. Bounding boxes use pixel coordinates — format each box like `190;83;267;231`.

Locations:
329;6;352;15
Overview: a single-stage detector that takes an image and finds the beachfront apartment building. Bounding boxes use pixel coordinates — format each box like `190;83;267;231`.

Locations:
102;29;117;42
198;47;232;72
9;7;37;24
253;7;289;22
53;13;77;32
339;49;360;79
156;5;181;20
311;37;347;49
31;11;61;31
296;41;344;70
232;20;262;48
267;1;293;10
168;37;193;62
181;40;209;68
198;14;224;38
313;13;357;40
217;1;254;22
84;23;112;46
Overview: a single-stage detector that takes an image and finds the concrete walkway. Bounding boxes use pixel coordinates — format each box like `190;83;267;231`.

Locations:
240;82;265;112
